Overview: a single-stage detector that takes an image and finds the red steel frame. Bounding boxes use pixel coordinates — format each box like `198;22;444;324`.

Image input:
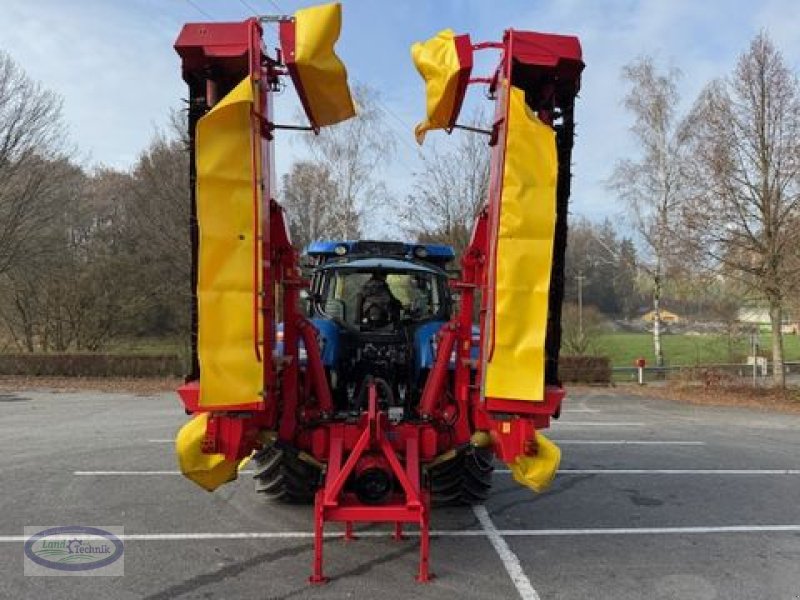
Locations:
174;17;582;583
311;381;431;583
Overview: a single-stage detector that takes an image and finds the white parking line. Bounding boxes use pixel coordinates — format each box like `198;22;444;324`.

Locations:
72;470;256;476
553;440;705;446
76;467;800;477
0;531;479;542
495;469;800;475
498;525;800;536
473;505;539;600
148;437;700;445
554;422;646;427
560;408;600;414
72;469;800;477
3;524;799;543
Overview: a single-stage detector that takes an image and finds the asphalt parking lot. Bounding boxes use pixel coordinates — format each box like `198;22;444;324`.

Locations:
0;386;798;599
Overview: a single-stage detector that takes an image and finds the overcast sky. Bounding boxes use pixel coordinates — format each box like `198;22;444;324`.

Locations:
3;0;799;234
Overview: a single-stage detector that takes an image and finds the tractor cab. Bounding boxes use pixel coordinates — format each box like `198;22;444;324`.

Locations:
304;241;455;416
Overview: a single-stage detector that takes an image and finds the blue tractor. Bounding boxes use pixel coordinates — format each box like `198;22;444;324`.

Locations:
267;239;487;506
301;240;464;419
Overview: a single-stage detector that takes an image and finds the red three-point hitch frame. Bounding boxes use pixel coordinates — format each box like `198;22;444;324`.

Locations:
310;380;432;584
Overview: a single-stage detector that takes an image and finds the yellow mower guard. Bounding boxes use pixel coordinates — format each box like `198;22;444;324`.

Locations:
410;28;472;144
507;433;561;493
283;2;356;128
175;413;252;491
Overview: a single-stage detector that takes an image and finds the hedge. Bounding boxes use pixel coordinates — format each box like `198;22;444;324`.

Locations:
0;352;610;383
559;355;612;384
0;354;183;378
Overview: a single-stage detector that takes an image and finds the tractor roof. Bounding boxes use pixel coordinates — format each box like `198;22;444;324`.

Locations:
316;257;443;275
305;240;455;266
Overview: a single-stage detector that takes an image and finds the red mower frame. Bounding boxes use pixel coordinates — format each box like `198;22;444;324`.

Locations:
174;15;582;583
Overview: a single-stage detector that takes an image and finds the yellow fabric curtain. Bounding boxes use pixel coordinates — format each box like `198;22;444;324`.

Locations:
196;75;263;409
292;2;355;127
410;29;464;144
483;84;558;403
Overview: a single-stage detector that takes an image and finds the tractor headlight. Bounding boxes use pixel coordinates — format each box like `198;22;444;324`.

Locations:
334;244;347;256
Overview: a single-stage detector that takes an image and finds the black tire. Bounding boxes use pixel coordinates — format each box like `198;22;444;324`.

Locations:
428;445;494;507
252;444;321;504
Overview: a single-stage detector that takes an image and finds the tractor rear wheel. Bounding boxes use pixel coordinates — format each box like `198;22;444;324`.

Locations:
252;443;321;504
429;445;494;507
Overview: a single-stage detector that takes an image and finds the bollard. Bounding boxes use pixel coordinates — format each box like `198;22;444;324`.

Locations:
635;358;646;385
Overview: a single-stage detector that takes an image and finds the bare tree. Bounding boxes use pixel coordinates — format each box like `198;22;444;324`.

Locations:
681;33;800;387
281;161;339;249
126;132;191;285
0;51;68;275
610;57;688;367
300;84;394;239
0;140;190;352
564;217;635;317
402;111;490;256
0;161;135;352
0;70;193;351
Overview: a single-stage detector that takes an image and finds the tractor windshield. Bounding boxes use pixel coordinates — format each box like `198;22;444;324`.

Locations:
318;267;446;327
